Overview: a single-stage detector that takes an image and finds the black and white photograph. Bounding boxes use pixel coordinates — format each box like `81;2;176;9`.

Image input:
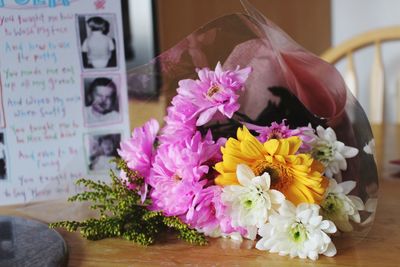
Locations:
0;132;7;180
76;14;119;70
85;133;121;172
82;75;121;126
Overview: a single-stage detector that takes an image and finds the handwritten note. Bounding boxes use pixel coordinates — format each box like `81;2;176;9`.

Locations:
0;0;130;205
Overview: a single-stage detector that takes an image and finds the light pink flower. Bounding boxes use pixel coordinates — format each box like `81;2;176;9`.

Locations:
245;120;316;152
185;186;222;236
186;186;246;238
149;131;221;216
177;62;252;126
159;96;197;145
118;118;159;186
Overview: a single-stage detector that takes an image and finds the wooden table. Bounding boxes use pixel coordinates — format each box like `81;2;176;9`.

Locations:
1;124;400;266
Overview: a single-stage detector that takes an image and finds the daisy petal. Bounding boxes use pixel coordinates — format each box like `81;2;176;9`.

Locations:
236;164;254;187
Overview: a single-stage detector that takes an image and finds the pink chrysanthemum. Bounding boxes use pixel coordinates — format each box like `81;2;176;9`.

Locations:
118;119;159;192
186;186;227;237
159;96;197;145
177;62;252;126
149;131;221;216
186;186;246;238
245;120;316;152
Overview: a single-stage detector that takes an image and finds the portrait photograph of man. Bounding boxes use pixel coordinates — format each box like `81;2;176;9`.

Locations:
82;76;121;126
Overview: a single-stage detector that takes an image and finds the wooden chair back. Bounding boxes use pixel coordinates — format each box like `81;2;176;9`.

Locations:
321;26;400;123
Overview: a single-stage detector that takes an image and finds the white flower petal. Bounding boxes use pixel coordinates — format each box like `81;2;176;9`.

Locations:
279;200;296;216
255;238;268;250
335;141;345;152
229;232;243;242
350;212;361;223
245;226;258;240
308;251;318;261
261;172;271;190
363;139;375;155
291;248;299;258
348;195;365;211
325;127;337;142
342;146;359;158
236;164;254;187
340;181;356;195
328;178;339;192
297;203;310;213
265;237;280;250
258;223;272;237
336;154;347;170
298;208;313;224
309;215;323;227
334;217;353;232
269;189;285;204
321;232;332;244
323;242;337;257
305;236;319;250
299;250;309;259
320;220;337;234
316;126;325;139
325;168;334;178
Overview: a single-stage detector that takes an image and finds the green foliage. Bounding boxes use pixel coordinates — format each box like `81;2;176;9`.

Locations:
49;158;207;246
163;216;207;245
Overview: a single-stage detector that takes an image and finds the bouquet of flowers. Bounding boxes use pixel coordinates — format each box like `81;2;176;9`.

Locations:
51;0;378;261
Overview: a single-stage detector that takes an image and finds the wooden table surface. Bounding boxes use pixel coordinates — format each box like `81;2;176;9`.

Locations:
1;124;400;266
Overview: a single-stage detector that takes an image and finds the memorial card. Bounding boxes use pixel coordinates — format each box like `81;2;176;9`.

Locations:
0;0;130;205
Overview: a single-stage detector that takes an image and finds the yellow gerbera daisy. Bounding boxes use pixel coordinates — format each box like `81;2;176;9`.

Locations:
215;126;328;205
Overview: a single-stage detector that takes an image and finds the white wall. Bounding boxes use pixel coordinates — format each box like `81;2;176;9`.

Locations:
332;0;400;122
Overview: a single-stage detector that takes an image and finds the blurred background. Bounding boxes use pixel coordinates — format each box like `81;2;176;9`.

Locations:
122;0;400;127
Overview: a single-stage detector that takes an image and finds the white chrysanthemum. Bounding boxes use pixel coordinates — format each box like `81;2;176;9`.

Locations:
311;126;358;178
256;201;337;260
221;164;285;240
320;178;364;232
363;139;375;155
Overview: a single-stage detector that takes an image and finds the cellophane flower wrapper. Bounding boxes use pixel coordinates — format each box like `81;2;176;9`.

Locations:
56;0;378;260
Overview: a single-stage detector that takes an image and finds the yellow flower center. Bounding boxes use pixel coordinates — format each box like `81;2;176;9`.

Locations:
268;129;284;139
172;174;182;181
252;160;292;192
207;85;221;97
